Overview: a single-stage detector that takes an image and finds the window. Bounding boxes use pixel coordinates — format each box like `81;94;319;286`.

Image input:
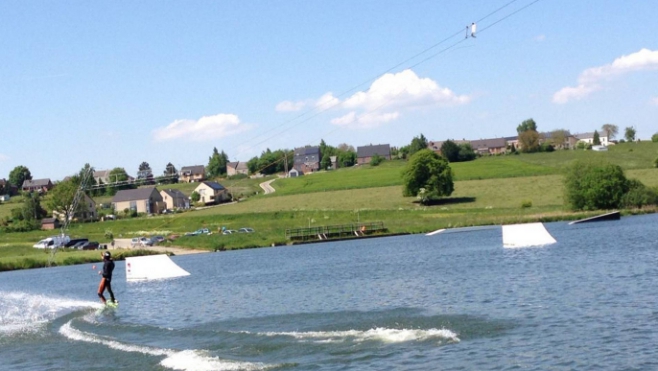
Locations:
129;201;137;211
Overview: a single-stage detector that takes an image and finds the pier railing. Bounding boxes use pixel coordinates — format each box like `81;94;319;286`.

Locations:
285;221;386;241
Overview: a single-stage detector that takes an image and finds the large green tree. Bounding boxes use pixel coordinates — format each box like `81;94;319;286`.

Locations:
106;167;132;196
593;130;601;145
207;147;229;178
9;165;31;188
47;178;85;222
624;126;636;142
518;130;541;153
564;160;629;210
402;149;454;204
440;140;460;162
517;118;537;134
601;123;618;140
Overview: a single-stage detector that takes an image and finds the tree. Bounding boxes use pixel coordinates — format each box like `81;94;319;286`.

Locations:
402;149;454;204
370;153;384;166
190;191;200;203
321;154;332;170
247;156;260;175
158;162;179;184
440;140;460;162
549;129;568;149
601;124;618;140
518;130;541;153
337;150;356;168
136;161;154;185
9;165;32;189
593;130;601;145
624;126;636;142
206;147;229;178
407;134;428;157
564;160;629;210
457;143;477;161
517;118;537;134
47;178;84;223
20;192;47;222
106;167;132;196
651;133;658;143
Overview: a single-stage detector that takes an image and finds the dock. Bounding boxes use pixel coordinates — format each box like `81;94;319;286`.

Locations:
285;222;387;242
568;211;620;225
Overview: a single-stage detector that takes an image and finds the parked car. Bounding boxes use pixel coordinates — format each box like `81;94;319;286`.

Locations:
186;228;210;236
81;241;100;250
33;235;71;249
238;228;254;233
131;237;153;247
223;229;238;235
72;241;87;249
151;235;165;244
65;238;89;248
105;214;116;220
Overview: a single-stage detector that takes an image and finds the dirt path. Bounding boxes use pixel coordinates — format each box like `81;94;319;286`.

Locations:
259;179;276;194
111;238;208;255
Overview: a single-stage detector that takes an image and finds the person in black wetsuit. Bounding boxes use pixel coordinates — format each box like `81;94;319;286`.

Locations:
98;251;117;305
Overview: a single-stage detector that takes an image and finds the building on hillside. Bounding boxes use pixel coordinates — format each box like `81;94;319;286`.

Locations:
539;131;576;149
180;165;206;183
93;170;112;184
160;189;189;210
227;161;249;176
469;138;507;155
293;146;321;173
356;144;391;165
53;193;97;222
573;132;609;146
289;168;301;177
22;178;53;193
428;140;470;155
41;218;61;230
193;181;229;205
111;187;164;214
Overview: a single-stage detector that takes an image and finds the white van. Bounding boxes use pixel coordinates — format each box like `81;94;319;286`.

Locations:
33;235;71;249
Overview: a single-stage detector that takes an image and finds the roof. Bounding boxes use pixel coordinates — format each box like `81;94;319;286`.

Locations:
41;218;58;224
539;130;571;139
573;132;595;140
470;138;507;149
22;178;52;188
428;140;470;151
356;144;391;158
294;146;320;156
111;187;159;203
161;189;186;198
227;161;249;170
200;181;225;191
180;165;205;174
94;170;110;178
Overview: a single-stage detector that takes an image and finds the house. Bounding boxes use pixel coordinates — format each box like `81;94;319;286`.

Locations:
329;156;337;170
180;165;206;183
427;140;470;155
289;168;301;177
573;132;609;146
293;146;321;173
111;187;165;214
504;135;519;150
93;170;112;185
356;144;391;165
539;131;576;149
160;189;189;210
194;181;229;205
0;179;18;196
41;218;61;230
469;138;507;155
53;193;98;222
22;178;53;193
227;162;249;176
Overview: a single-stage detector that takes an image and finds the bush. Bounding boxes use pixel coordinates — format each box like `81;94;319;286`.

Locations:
621;180;658;208
564;160;629;210
521;200;532;208
370;153;384;166
652;133;658;143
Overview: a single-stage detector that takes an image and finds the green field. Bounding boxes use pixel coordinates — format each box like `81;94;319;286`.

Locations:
1;142;657;271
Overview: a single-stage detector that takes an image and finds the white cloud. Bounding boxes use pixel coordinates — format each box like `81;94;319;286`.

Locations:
315;92;340;108
343;69;470;112
534;34;546;42
330;111;400;128
275;100;307;112
553;48;658;104
330;112;356;126
152;113;251;142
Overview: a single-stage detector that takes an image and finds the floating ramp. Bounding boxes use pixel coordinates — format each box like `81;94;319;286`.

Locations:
426;225;499;236
568;211;620;225
502;223;556;248
126;254;190;281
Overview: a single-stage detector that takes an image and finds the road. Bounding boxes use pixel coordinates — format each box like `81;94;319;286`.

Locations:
259;179;276;194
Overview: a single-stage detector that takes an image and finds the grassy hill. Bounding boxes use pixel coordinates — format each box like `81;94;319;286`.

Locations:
1;141;656;270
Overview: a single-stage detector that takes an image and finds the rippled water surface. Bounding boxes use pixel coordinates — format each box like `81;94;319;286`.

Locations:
1;214;657;370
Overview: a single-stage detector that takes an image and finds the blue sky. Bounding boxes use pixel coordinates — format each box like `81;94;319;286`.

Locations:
1;0;657;181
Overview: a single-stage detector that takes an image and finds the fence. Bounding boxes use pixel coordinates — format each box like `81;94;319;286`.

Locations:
285;221;386;241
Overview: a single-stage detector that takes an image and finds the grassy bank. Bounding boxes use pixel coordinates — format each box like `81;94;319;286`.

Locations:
1;142;656;271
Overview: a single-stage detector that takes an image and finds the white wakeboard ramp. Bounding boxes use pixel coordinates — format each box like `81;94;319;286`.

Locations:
125;254;190;281
502;222;556;248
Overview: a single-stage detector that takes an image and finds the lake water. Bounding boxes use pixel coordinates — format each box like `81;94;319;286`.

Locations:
1;214;657;370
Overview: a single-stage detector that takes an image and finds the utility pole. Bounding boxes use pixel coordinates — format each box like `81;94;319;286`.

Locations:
284;154;288;177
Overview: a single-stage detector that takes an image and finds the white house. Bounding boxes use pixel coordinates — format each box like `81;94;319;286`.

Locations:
573;132;609;146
